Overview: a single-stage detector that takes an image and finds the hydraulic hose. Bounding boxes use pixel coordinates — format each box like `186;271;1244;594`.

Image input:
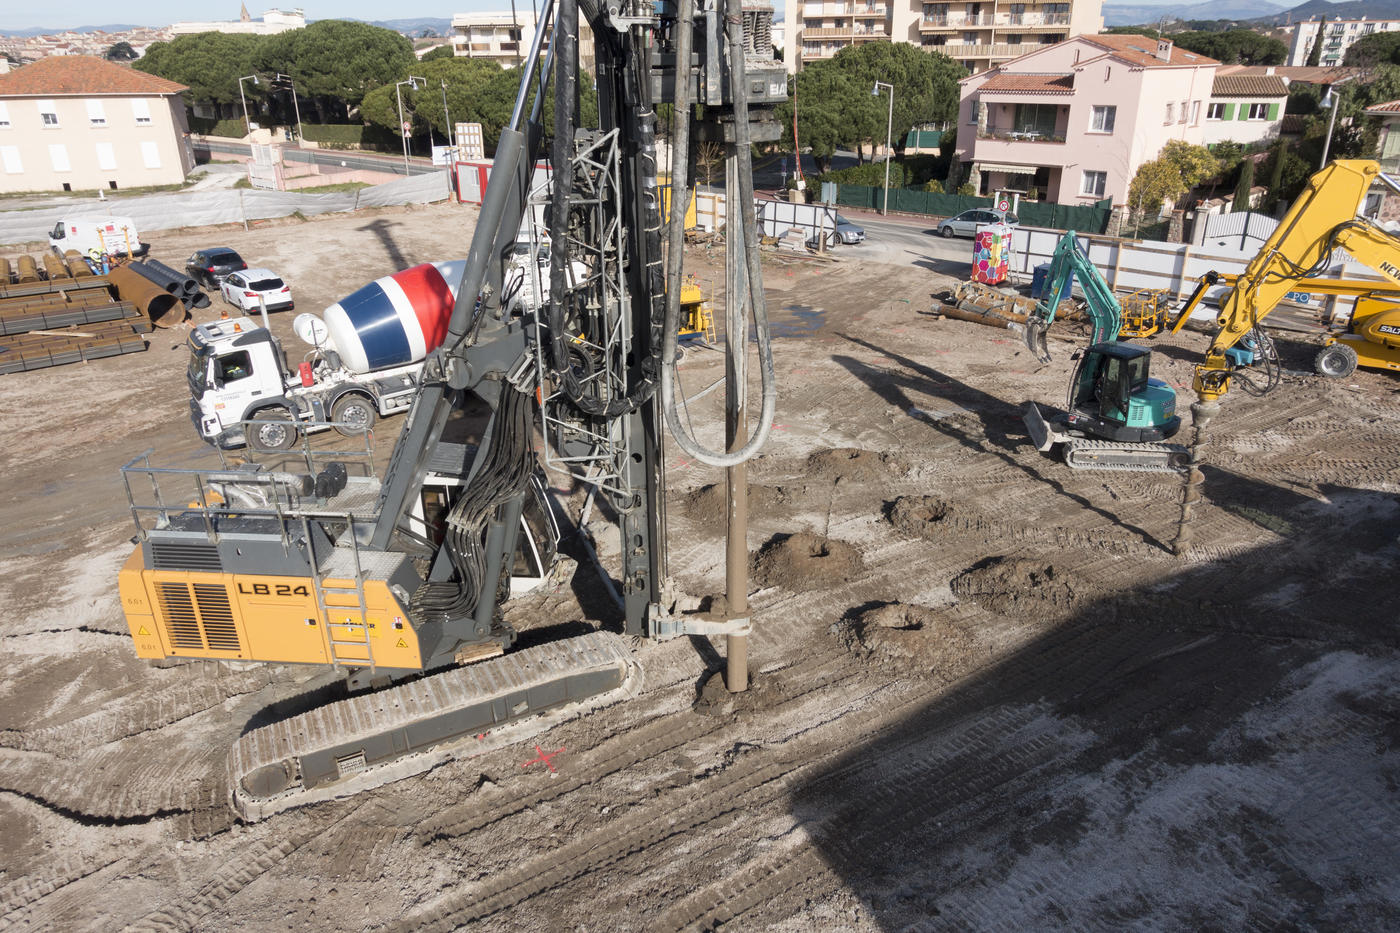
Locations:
659;0;778;467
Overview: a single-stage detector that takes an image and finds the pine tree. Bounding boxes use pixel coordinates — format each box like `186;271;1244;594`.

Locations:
1232;159;1255;212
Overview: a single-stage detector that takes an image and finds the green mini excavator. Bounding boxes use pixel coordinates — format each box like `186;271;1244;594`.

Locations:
1021;232;1187;472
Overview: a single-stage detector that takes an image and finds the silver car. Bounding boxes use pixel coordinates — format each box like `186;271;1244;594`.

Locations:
936;209;1020;238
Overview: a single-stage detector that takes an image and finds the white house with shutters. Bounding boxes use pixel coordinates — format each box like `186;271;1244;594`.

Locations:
1202;71;1288;148
0;56;193;194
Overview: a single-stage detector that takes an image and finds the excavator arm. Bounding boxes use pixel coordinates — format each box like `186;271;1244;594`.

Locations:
1171;159;1400;553
1186;160;1400;401
1025;232;1125;362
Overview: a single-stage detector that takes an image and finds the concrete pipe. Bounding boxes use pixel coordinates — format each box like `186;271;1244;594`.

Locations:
16;255;40;283
109;265;185;328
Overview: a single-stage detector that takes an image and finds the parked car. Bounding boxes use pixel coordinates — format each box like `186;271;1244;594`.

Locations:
833;214;865;245
219;268;294;312
186;247;248;288
936;209;1020;238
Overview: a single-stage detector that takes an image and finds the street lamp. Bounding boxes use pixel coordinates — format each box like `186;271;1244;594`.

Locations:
274;73;303;145
237;74;259;139
872;81;894;215
396;76;426;175
1319;75;1357;170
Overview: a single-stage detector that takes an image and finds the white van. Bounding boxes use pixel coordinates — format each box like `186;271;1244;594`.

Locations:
48;215;149;259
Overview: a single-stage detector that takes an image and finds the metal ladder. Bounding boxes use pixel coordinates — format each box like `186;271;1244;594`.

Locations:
304;514;374;673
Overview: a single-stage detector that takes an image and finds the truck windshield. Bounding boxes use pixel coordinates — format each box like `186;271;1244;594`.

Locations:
187;349;208;394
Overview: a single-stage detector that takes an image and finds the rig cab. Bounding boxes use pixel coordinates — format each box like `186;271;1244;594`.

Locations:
1065;343;1180;444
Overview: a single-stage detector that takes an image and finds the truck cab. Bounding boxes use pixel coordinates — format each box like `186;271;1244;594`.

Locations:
187;318;293;448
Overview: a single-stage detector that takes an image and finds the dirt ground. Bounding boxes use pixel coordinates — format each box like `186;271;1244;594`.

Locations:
2;200;1400;931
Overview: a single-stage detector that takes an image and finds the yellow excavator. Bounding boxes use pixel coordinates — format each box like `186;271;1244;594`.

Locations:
1169;159;1400;551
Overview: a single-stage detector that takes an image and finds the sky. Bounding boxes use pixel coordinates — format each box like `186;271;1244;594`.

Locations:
0;0;1341;31
0;3;510;32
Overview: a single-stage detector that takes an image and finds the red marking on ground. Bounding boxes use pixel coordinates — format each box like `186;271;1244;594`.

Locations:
522;744;565;772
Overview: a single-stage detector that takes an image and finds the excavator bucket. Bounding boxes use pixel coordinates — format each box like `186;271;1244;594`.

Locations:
1025;319;1052;363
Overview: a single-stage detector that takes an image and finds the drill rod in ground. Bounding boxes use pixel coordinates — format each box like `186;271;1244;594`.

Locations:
724;150;749;694
1172;399;1219;554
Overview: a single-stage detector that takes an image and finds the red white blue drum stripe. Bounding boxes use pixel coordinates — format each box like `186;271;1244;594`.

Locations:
322;260;465;373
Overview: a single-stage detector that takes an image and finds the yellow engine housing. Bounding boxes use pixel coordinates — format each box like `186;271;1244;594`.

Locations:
118;549;424;669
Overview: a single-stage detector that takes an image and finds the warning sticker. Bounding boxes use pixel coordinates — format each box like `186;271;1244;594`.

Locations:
138;626;151;636
396;638;408;649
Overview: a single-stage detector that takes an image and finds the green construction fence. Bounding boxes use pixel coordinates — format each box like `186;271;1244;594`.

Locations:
835;184;1113;234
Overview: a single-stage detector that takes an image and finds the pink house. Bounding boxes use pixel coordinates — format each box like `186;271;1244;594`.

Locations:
954;35;1219;207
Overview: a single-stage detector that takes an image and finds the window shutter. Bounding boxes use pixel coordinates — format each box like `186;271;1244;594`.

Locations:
49;144;70;172
1267;103;1280;120
0;102;9;127
141;141;161;168
1222;103;1235;121
131;99;152;123
0;146;21;173
96;142;117;170
1237;103;1249;121
86;100;107;124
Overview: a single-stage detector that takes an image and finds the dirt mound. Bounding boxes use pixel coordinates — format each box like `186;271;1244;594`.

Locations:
750;532;865;590
680;483;790;526
832;602;981;676
887;495;954;538
693;669;783;718
805;447;910;483
951;556;1082;617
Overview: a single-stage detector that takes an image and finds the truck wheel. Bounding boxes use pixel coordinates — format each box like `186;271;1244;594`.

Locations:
332;394;376;437
249;408;299;451
1314;343;1358;378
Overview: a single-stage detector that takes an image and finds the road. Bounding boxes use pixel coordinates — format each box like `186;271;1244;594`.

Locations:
195;138;441;177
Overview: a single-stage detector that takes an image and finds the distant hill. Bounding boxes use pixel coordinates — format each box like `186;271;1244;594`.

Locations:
1104;0;1284;27
1256;0;1400;24
367;18;453;36
0;24;139;37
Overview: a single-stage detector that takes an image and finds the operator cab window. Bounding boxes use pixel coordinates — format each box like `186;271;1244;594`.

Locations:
216;350;253;383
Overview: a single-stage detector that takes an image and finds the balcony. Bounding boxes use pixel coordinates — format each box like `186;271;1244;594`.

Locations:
919;13;995;29
853;29;891;41
996;11;1070;26
925;42;1036;59
853;6;888;17
804;25;854;37
977;127;1066;144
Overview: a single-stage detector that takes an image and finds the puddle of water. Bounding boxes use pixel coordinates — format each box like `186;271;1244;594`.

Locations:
771;304;826;338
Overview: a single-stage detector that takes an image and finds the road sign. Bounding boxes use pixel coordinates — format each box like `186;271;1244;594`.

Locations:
996;197;1010;212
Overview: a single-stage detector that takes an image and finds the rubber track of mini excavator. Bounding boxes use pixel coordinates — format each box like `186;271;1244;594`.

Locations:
1063;438;1190;473
229;631;641;821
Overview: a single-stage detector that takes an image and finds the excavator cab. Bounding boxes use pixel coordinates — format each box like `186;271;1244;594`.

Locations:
1065;343;1180;443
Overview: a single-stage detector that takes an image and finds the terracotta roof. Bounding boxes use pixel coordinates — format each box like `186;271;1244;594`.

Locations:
1218;64;1360;85
980;73;1075;94
1079;34;1218;67
1367;99;1400;115
1211;74;1288;98
0;56;186;97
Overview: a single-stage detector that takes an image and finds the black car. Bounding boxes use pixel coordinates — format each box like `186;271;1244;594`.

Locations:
186;247;248;288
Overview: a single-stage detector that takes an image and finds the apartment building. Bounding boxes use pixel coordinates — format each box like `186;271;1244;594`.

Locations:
782;0;1103;75
1287;17;1400;68
450;11;594;70
0;56;194;194
954;35;1217;206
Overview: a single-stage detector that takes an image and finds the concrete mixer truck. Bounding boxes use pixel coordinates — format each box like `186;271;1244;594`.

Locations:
187;261;467;450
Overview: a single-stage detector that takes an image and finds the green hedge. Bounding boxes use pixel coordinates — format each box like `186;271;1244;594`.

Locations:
300;123;400;151
190;117;248;138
